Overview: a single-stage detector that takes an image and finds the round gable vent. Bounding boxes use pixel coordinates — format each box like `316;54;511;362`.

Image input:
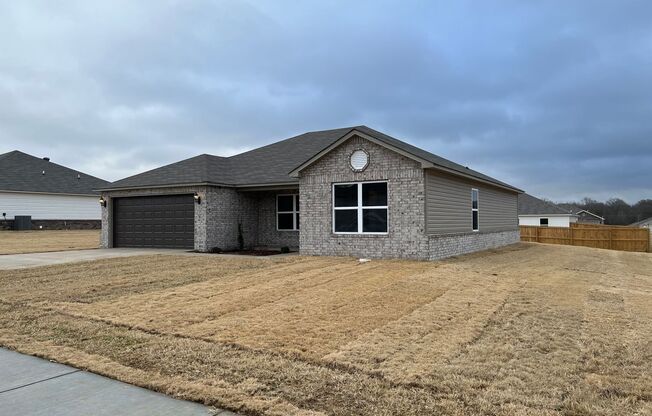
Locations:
349;149;369;171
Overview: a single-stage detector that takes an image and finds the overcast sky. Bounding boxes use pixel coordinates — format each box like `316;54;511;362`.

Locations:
1;1;650;203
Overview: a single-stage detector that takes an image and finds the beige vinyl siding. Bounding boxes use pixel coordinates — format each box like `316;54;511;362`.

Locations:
425;170;518;235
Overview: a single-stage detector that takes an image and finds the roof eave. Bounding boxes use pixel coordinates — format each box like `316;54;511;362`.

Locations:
518;214;578;217
0;189;99;197
425;166;523;193
96;181;235;192
575;210;605;220
96;180;301;193
235;181;299;191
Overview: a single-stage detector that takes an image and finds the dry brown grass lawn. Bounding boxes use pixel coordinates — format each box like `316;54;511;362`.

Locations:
0;243;650;415
0;229;99;254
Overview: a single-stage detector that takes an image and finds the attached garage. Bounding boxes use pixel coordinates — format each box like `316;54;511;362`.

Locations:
113;194;194;249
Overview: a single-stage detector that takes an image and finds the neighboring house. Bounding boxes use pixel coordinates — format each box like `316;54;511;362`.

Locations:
518;193;577;227
558;204;605;224
0;150;109;229
99;126;523;260
629;217;652;228
575;209;605;224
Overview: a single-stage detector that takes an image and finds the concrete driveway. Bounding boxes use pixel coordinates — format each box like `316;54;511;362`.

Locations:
0;348;235;416
0;248;191;269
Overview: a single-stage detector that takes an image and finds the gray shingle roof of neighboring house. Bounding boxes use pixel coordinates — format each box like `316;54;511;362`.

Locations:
102;126;521;192
0;150;109;195
557;203;605;220
575;209;605;220
518;193;573;215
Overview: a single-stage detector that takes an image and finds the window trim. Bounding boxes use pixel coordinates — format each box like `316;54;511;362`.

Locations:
276;193;299;231
332;181;388;235
472;188;479;232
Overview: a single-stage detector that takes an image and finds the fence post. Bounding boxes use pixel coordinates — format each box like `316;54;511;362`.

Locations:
570;226;573;245
609;228;612;250
536;226;540;243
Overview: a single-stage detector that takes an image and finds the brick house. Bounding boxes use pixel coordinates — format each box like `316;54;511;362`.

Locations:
99;126;522;260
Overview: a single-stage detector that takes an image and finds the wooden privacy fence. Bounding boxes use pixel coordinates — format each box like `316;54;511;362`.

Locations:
520;225;650;253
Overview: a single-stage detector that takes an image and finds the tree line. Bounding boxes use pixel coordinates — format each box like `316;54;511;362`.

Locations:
559;198;652;225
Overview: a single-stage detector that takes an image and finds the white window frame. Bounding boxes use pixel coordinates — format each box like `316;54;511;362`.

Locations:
332;181;388;235
472;188;479;232
276;194;299;231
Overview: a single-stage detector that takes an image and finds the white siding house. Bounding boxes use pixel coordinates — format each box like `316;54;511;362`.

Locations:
0;150;108;228
0;191;100;220
518;193;577;227
518;214;577;227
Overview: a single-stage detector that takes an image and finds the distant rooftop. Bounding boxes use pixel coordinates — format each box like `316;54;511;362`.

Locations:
518;193;573;215
0;150;109;195
629;217;652;227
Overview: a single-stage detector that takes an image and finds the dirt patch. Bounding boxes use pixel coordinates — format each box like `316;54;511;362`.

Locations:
0;230;100;254
0;243;650;415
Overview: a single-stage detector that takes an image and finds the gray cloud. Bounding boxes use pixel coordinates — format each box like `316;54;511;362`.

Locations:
0;1;650;202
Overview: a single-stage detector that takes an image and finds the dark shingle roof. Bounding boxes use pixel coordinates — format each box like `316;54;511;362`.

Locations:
518;193;573;215
229;127;354;185
353;126;518;190
104;126;520;192
0;150;109;195
105;127;353;189
103;154;234;189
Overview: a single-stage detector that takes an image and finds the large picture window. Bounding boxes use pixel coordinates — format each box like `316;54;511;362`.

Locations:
277;194;299;231
472;188;479;231
333;182;388;234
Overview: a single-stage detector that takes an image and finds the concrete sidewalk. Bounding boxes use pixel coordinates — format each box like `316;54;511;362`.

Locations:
0;248;190;269
0;348;236;415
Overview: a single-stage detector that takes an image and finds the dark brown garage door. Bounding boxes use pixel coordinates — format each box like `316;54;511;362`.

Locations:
113;194;194;249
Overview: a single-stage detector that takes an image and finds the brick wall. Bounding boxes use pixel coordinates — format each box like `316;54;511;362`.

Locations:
204;189;299;250
298;135;520;260
254;190;300;249
427;230;521;260
203;187;258;251
299;135;429;259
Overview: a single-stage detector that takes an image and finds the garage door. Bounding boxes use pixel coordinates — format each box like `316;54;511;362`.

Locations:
113;194;194;249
